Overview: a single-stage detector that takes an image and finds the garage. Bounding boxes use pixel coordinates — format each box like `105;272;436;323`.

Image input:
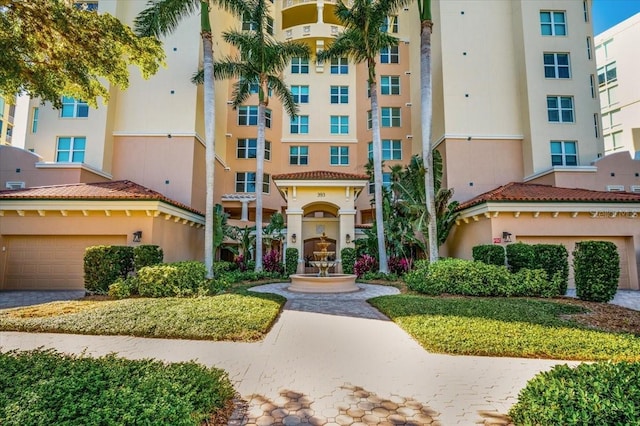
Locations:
2;235;126;290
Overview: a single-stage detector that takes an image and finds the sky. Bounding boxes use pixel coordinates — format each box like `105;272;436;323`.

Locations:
592;0;640;34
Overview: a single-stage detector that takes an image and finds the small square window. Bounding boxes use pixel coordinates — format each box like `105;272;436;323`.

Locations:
330;146;349;165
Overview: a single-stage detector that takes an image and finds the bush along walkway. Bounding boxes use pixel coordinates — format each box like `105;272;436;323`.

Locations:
1;283;582;426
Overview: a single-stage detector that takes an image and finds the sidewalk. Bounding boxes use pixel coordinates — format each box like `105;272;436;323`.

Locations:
0;283;582;425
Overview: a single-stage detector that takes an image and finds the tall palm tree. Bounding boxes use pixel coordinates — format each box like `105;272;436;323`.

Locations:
418;0;438;261
318;0;409;273
213;0;309;271
135;0;248;279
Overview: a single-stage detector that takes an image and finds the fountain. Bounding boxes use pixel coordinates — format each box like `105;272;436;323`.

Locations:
288;233;359;293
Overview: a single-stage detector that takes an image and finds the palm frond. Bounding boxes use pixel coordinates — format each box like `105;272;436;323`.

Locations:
268;76;297;118
135;0;200;37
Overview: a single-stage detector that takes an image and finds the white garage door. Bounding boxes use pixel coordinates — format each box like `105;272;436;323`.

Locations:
517;236;632;290
2;235;127;290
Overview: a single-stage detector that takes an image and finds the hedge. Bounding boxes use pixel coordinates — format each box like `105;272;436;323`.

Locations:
133;244;163;270
137;261;208;297
533;244;569;295
472;244;505;266
341;247;356;275
84;246;134;294
574;241;620;302
285;247;299;276
505;243;535;273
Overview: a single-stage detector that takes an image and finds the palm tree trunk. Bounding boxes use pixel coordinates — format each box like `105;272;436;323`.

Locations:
421;18;438;262
254;101;266;271
370;80;389;273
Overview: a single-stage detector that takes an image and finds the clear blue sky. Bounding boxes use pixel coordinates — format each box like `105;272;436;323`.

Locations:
593;0;640;34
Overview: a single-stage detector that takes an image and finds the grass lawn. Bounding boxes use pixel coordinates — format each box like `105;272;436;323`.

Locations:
0;290;285;341
369;294;640;361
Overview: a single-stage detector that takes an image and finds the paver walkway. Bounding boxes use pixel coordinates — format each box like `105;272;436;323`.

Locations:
0;283;595;425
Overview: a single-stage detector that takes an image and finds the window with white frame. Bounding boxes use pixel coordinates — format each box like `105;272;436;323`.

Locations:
238;106;258;125
381;16;398;33
237;138;271;160
367;110;372;129
543;53;570;78
330;115;349;134
369;173;392;194
330;146;349;165
291;85;309;103
60;96;89;118
56;136;86;162
31;107;39;133
368;139;402;160
380;76;400;94
597;62;617;85
547;96;574;123
600;85;618;107
267;17;274;35
235;172;270;193
290;115;309;134
604;131;624;153
242;12;256;30
540;11;566;36
330;57;348;74
380;46;399;64
291;57;309;74
381;107;401;127
265;109;271;128
330;86;348;104
550;140;577;166
289;146;309;165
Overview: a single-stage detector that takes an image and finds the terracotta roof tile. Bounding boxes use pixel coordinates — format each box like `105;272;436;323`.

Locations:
0;180;202;215
273;170;369;181
458;182;640;210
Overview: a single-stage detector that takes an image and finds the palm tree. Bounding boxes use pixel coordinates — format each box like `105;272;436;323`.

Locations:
135;0;248;279
318;0;409;273
418;0;438;261
213;0;309;271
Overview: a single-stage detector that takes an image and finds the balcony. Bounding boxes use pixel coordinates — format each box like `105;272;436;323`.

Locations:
283;23;340;40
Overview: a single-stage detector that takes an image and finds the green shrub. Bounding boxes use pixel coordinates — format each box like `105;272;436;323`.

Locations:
472;244;505;266
510;268;561;298
84;245;134;294
574;241;620;302
341;247;357;275
532;244;569;295
509;361;640;425
362;271;400;281
137;261;208;297
285;248;299;276
133;244;163;270
108;276;139;299
506;243;535;272
213;261;235;275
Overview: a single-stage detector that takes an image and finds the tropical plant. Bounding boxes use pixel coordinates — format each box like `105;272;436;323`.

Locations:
213;0;309;271
213;204;236;259
318;0;409;273
136;0;249;279
229;225;256;261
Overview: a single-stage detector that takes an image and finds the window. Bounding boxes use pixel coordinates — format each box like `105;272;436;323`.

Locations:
330;86;348;104
56;137;86;162
235;172;270;193
550;141;577;166
290;115;309;134
600;85;618;107
381;107;401;127
594;113;600;138
604;131;623;153
381;16;398;33
367;110;372;129
330;57;349;74
237;138;271;160
242;12;256;31
380;46;399;64
291;85;309;103
290;146;309;165
583;0;589;22
31;107;39;133
0;97;4;116
543;53;570;78
598;62;617;85
330;146;349;165
369;173;392;194
291;57;309;74
380;76;400;94
238;106;258;125
267;17;274;35
547;96;574;123
586;36;592;60
60;97;88;118
590;74;596;98
265;109;271;128
368;139;402;160
540;11;566;36
330;115;349;134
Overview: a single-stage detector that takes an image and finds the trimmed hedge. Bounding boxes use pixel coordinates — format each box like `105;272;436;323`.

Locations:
506;243;535;273
574;241;620;302
285;247;298;276
509;361;640;425
133;244;163;270
137;261;208;297
472;244;505;266
341;247;356;275
84;246;134;294
533;244;569;295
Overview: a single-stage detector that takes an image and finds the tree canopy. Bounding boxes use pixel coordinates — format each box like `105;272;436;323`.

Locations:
0;0;165;106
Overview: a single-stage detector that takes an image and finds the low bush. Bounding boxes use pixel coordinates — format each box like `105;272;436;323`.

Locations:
574;241;620;302
354;254;377;278
388;257;411;275
341;247;356;275
108;276;139;299
262;250;283;274
506;243;535;272
533;244;569;295
472;244;505;266
137;261;208;297
362;271;400;281
213;261;235;275
509;361;640;425
510;268;560;298
285;248;299;276
133;244;163;270
84;245;134;294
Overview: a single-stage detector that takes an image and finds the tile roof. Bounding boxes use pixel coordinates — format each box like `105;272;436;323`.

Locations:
0;180;203;215
273;170;370;181
458;182;640;210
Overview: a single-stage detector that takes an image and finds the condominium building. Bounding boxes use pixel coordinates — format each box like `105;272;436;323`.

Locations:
595;12;640;156
0;96;15;146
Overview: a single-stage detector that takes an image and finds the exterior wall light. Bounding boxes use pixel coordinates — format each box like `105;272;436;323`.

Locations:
291;233;297;243
345;233;351;244
502;231;512;243
133;231;143;242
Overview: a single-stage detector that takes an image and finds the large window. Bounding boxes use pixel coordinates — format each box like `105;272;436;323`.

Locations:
330;146;349;165
56;137;86;162
330;58;349;74
289;146;309;165
330;86;349;104
600;85;618;108
237;138;271;160
291;57;309;74
604;132;624;153
381;16;398;33
380;76;400;95
540;11;566;36
597;62;617;85
290;115;309;134
380;46;399;64
550;141;577;166
368;139;402;160
235;172;270;193
61;96;88;118
330;115;349;134
381;107;401;127
31;107;39;133
369;173;392;194
543;53;570;78
291;85;309;104
238;106;258;125
547;96;574;123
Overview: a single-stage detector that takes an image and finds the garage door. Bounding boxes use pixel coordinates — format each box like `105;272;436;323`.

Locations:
517;236;632;290
2;235;127;290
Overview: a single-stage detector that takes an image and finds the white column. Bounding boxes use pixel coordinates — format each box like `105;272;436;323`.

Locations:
286;208;304;273
337;208;357;274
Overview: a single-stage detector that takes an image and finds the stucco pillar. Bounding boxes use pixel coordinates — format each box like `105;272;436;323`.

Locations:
338;208;356;274
240;199;252;222
286;208;304;273
317;2;324;23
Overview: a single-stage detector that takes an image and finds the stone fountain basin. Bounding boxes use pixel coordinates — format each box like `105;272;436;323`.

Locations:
288;274;359;293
